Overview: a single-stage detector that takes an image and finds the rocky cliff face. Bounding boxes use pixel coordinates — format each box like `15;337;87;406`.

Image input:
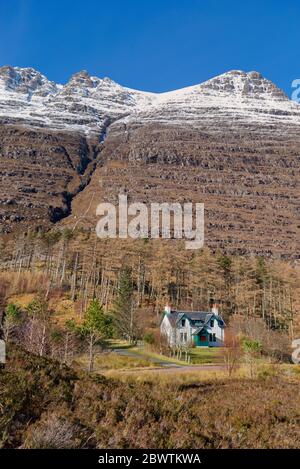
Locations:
0;66;299;258
0;125;100;233
63;119;300;258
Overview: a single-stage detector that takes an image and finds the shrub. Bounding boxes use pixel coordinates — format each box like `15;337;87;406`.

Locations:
23;413;78;449
143;332;155;345
242;337;262;378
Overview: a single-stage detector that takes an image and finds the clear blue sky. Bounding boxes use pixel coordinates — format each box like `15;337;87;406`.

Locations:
0;0;298;95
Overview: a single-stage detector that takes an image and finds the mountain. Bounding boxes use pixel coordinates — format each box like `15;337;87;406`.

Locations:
0;66;299;258
1;67;299;134
0;66;155;135
120;70;294;127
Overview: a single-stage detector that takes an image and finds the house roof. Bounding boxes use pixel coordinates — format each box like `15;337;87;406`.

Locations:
165;310;225;329
192;326;205;335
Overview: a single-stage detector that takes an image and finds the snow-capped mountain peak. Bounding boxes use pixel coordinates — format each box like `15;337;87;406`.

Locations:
0;66;298;136
0;65;58;98
199;70;288;100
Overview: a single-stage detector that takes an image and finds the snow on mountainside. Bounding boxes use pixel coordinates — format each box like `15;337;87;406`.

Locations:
0;66;299;136
121;70;300;129
0;66;155;134
0;66;59;97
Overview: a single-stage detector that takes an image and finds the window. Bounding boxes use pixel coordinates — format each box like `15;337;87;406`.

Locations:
209;333;213;342
184;333;187;342
180;333;184;342
210;319;214;327
213;333;216;342
181;319;186;327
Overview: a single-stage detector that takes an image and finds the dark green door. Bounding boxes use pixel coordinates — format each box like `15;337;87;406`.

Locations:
194;332;209;347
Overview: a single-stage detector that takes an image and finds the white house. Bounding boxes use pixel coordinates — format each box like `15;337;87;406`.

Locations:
160;305;225;348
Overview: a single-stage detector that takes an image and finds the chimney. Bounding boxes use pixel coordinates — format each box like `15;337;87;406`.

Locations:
164;305;171;315
211;303;219;315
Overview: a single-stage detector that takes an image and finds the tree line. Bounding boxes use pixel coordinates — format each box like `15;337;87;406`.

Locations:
2;228;299;331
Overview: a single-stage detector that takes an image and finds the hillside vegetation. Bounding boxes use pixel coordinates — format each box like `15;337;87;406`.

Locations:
1;344;300;449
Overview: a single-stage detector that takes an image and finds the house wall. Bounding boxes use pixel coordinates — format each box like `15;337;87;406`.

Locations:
160;315;175;345
160;315;193;347
207;318;224;347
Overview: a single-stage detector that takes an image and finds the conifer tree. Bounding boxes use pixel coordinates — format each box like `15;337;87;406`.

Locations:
3;303;22;341
78;299;113;372
112;266;138;343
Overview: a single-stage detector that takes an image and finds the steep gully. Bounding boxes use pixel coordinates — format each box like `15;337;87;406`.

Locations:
50;119;113;224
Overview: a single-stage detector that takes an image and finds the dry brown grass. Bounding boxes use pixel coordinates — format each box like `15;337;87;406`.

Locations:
103;363;300;384
0;271;50;297
75;352;157;371
104;367;229;383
